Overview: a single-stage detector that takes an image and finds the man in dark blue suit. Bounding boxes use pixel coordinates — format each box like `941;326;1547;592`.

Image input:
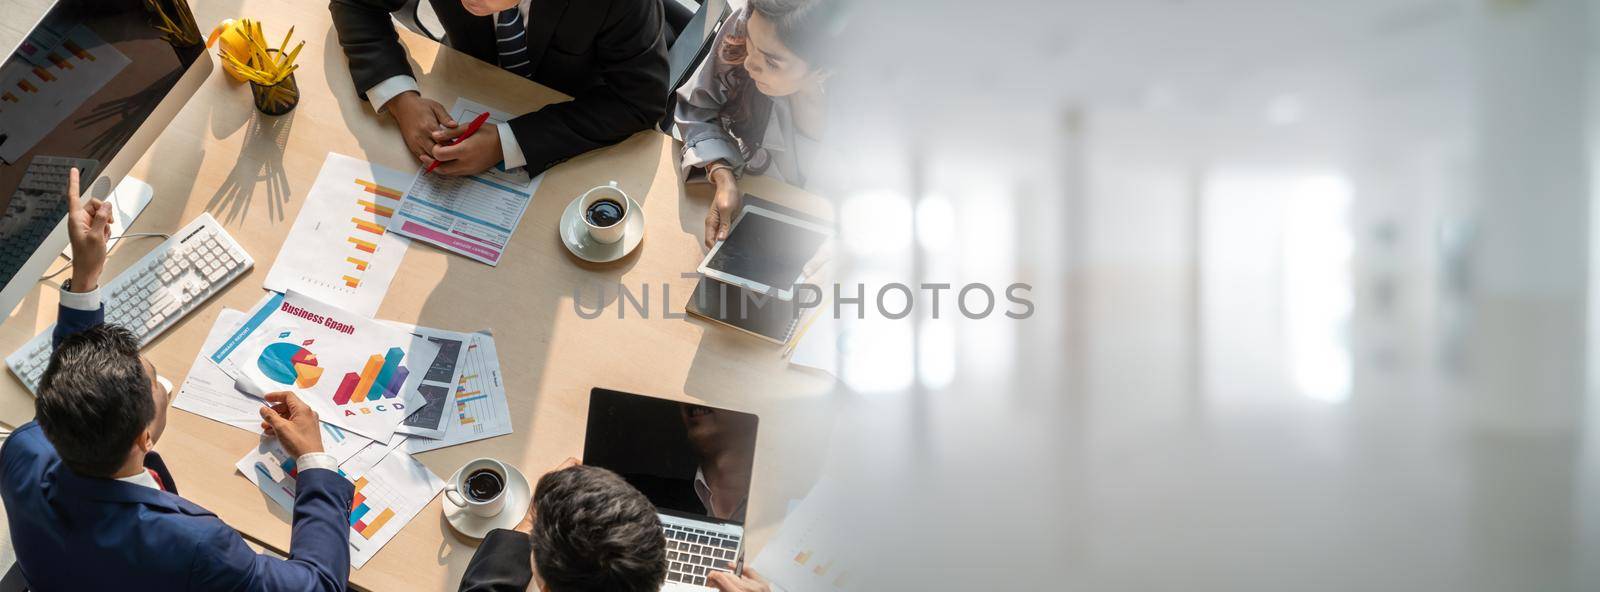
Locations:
0;168;355;590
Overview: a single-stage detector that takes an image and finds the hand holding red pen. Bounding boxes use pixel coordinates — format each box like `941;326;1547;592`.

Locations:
422;110;497;176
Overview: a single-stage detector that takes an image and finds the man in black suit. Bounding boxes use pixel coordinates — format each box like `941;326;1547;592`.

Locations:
329;0;669;176
459;459;667;592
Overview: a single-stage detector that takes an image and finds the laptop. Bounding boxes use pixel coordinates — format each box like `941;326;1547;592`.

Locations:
583;388;760;590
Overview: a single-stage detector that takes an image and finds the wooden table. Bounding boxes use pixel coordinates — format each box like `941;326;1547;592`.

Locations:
0;2;835;589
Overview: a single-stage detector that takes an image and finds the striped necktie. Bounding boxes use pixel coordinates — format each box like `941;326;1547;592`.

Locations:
495;8;534;78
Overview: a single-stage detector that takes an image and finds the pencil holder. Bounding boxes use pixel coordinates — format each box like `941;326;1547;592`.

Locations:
250;70;298;116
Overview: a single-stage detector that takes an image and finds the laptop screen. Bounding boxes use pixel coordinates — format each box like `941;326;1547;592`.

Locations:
583;388;760;526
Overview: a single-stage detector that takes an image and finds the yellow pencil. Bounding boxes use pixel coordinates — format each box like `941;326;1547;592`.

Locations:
782;305;826;357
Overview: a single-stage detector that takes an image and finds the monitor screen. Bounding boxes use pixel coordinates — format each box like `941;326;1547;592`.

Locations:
583;388;760;525
0;0;202;285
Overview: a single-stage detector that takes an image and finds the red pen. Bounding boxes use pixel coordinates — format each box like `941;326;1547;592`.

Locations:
424;110;494;174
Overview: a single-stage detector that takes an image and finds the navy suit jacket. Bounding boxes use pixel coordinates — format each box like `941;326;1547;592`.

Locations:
0;299;356;591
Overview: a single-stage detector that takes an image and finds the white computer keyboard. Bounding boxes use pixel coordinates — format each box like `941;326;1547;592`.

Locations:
5;213;253;393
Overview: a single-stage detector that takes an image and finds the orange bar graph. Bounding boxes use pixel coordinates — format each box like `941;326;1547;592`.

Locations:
64;40;91;60
31;67;54;82
352;491;366;508
47;53;71;70
342;275;361;288
18;80;37;93
794;550;812;565
354;179;403;200
360;508;395;537
351;355;385;402
351;217;384;235
346;257;369;271
356;199;396;218
348;237;377;253
2;92;16;103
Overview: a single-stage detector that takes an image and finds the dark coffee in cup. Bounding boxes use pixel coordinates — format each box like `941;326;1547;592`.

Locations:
465;468;505;501
585;198;625;228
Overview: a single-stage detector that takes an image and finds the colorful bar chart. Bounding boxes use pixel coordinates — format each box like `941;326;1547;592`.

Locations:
367;347;406;401
356;199;396;218
342;275;361;288
346;257;369;271
63;39;91;61
349;355;385;403
355;179;403;201
348;237;377;253
323;422;348;444
456;386;486;425
333;348;409;405
333;372;361;405
349;477;397;540
351;217;384;235
32;67;54;82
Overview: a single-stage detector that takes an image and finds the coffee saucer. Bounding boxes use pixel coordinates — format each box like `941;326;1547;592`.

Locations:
444;463;533;540
560;194;644;263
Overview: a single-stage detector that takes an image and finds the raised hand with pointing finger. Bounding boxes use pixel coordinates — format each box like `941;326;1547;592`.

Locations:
63;167;113;291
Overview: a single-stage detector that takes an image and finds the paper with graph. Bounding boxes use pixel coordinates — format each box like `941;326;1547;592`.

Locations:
398;331;513;454
233;422;375;511
211;291;440;442
391;98;544;266
174;308;267;433
264;153;413;317
235;435;439;569
754;477;863;591
342;447;445;569
384;323;472;440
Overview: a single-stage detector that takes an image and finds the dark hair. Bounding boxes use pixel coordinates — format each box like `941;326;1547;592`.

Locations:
35;324;152;477
747;0;844;65
531;465;667;592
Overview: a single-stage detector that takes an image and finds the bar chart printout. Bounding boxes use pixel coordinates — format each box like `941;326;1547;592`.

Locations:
753;478;864;591
264;153;414;317
399;332;514;454
344;448;445;569
213;291;440;442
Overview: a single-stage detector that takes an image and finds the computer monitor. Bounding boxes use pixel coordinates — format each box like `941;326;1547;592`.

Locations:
0;0;210;318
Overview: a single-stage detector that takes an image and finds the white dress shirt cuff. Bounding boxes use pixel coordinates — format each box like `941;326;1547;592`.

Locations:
58;284;102;311
365;75;420;113
295;452;340;474
497;122;526;170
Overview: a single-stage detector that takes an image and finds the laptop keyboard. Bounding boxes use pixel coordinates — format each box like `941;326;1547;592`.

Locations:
663;523;741;587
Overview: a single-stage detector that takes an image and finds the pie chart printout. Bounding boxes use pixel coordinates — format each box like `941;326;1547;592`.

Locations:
258;342;325;388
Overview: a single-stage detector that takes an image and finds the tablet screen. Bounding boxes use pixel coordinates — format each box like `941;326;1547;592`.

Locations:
705;210;828;292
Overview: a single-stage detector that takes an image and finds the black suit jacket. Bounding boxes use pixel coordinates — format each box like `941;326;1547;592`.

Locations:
329;0;670;174
459;529;535;592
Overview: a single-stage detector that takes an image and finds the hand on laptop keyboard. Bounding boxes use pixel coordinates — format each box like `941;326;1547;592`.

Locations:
704;565;770;592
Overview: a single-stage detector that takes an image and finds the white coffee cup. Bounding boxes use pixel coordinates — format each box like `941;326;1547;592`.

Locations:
579;181;630;245
445;458;510;518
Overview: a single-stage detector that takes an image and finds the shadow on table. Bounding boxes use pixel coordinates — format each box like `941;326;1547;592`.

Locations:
206;110;296;224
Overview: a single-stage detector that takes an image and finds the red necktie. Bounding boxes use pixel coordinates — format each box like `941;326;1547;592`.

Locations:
147;468;167;492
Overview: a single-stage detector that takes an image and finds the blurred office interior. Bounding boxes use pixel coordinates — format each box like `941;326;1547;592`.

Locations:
810;0;1600;589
